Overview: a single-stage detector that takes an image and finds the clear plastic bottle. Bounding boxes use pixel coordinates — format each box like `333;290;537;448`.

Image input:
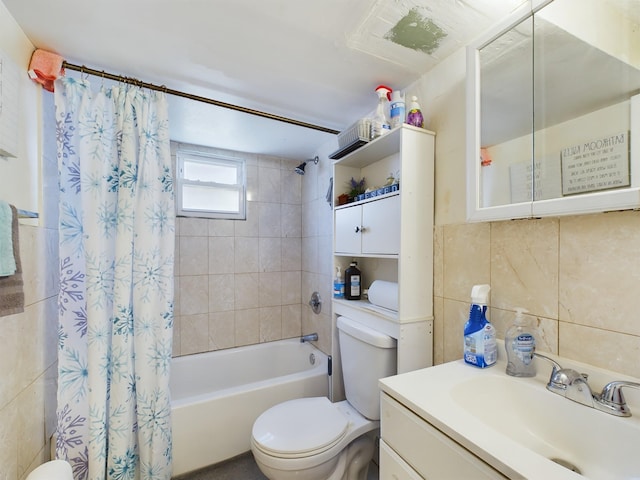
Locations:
463;284;497;368
389;90;405;128
371;85;392;138
333;266;345;299
505;308;537;377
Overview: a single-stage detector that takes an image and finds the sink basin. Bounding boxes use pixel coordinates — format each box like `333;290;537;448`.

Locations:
379;348;640;479
451;374;640;479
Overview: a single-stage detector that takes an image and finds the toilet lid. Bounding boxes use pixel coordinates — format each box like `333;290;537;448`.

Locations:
252;397;349;458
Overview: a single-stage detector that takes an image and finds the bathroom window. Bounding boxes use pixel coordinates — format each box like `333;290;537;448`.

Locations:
176;147;246;219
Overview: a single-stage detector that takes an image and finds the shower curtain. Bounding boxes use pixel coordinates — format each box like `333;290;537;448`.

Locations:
54;77;175;480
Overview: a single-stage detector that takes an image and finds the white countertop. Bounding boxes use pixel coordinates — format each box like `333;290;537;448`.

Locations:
379;352;640;479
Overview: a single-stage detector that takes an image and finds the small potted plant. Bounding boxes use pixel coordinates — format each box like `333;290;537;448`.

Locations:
347;177;366;202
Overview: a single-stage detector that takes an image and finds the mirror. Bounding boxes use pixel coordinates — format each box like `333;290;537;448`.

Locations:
467;0;640;221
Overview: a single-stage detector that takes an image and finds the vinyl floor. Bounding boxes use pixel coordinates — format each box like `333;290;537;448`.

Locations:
173;451;380;480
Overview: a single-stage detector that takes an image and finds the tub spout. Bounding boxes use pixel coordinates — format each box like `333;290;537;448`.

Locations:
301;333;318;343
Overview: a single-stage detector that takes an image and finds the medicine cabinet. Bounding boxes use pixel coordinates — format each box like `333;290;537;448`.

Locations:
466;0;640;221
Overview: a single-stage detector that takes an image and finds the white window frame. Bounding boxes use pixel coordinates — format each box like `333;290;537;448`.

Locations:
176;147;247;220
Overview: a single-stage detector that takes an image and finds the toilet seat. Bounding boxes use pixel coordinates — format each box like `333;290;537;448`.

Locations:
252;397;349;459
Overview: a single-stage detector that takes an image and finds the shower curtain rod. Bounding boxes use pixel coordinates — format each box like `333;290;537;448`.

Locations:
62;61;340;135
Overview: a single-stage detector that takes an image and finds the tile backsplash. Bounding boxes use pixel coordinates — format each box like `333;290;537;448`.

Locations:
433;211;640;378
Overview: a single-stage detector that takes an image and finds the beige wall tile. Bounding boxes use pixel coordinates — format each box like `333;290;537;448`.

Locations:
489;308;558;355
179;236;208;276
234;201;259;237
433;226;444;298
260;306;283;342
245;164;259;203
234;237;259;273
209;311;235;351
258;166;282;203
180;314;209;355
179;217;208;236
433;296;444;365
259;203;282;238
559;322;640;378
209;237;234;274
17;379;44;476
259;272;282;307
0;314;20;409
235;273;260;310
259;238;282;272
208;274;235;312
172;317;181;357
281;203;302;238
559;211;640;335
282;238;302;272
282;304;302;339
208;218;234;237
442;298;469;363
179;275;209;315
442;223;490;302
282;271;302;305
490;218;559;318
0;399;18;480
235;308;260;346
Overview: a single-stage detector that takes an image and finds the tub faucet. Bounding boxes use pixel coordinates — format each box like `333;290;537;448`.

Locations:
300;333;318;343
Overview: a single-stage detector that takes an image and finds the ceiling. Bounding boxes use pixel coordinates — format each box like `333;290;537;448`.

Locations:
4;0;526;160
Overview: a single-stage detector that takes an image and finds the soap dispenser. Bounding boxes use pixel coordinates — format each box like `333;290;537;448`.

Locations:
505;308;537;377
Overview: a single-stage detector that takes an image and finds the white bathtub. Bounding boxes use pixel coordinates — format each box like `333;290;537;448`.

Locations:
170;338;329;476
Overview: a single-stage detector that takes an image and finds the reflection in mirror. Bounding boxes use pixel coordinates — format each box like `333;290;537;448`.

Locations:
533;0;640;201
479;16;533;208
475;0;640;216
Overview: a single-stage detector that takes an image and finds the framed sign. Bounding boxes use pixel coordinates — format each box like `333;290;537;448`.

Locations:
561;132;630;195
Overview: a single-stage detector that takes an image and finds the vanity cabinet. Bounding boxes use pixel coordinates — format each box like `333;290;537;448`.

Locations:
380;392;508;479
332;125;435;375
334;194;400;255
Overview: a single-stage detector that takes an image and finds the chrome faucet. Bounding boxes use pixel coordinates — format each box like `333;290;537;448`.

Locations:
300;332;318;343
534;353;640;417
595;380;640;417
535;353;594;407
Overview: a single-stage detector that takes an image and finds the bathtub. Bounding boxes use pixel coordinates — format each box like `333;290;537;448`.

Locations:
170;338;329;476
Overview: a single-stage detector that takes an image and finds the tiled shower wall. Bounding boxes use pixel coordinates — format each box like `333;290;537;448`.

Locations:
172;143;304;357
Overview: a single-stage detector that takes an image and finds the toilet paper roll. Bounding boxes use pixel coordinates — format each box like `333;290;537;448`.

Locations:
26;460;73;480
367;280;399;312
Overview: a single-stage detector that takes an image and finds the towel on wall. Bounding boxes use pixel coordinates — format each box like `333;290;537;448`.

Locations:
0;204;24;317
0;201;16;276
28;49;65;92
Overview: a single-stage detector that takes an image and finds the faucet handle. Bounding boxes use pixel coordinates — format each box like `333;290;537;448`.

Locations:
597;381;640;417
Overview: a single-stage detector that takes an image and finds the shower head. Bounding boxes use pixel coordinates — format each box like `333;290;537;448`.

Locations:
295;156;319;175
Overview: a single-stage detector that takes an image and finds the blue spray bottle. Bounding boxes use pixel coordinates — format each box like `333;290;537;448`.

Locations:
463;284;497;368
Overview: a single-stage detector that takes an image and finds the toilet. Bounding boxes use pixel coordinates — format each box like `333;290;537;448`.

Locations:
251;315;397;480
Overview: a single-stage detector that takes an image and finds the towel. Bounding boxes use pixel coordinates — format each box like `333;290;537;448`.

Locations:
28;49;65;92
0;201;16;276
0;204;24;317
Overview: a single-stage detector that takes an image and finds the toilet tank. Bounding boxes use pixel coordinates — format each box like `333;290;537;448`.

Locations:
337;316;397;420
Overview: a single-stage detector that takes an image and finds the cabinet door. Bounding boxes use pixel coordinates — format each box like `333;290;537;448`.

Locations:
335;205;362;254
362;195;400;254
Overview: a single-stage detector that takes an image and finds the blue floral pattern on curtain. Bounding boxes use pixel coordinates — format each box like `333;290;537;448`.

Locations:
54;77;175;480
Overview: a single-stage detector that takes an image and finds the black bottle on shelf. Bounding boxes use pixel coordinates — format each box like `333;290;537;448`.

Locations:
344;261;362;300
